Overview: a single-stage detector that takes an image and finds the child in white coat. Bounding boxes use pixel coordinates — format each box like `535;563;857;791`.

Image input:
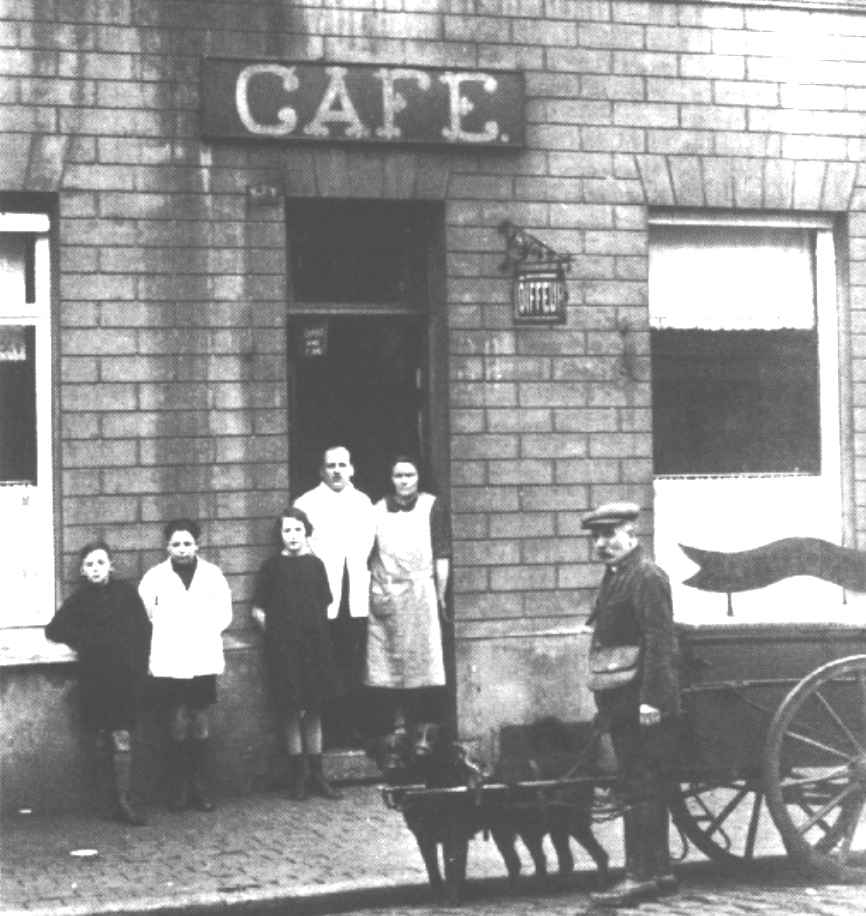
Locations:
139;518;232;811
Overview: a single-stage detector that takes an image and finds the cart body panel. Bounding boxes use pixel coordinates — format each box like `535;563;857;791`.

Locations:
677;622;866;776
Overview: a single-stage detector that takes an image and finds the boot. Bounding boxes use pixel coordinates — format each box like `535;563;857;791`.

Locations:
112;748;147;826
590;803;659;908
288;754;308;801
269;751;292;792
92;734;116;818
308;754;342;799
651;799;678;895
167;739;190;811
189;737;215;811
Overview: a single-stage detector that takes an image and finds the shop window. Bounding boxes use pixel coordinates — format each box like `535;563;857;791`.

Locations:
0;323;37;482
649;214;847;623
0;211;54;635
650;225;821;477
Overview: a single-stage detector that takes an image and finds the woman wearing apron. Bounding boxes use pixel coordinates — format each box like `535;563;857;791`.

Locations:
365;455;451;736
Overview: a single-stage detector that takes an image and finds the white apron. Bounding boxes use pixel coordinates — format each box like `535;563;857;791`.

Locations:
365;493;445;689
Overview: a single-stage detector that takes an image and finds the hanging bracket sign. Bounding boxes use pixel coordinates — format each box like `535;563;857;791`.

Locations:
201;58;524;148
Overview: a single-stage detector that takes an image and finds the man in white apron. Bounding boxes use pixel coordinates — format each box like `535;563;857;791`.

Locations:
294;445;375;746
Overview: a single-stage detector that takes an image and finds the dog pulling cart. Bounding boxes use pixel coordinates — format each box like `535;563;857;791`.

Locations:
382;620;866;901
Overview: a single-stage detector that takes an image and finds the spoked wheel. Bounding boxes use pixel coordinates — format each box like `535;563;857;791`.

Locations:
764;655;866;881
670;776;784;867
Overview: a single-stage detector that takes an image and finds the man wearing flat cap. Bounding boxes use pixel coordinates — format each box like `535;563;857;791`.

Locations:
581;501;681;907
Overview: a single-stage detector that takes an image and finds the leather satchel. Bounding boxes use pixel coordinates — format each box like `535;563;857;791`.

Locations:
587;645;641;691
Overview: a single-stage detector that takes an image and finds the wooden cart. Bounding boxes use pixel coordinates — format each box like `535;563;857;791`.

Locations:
672;621;866;881
383;621;866;897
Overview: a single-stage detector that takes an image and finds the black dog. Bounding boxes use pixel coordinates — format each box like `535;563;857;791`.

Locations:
374;722;486;902
489;717;609;890
373;719;608;902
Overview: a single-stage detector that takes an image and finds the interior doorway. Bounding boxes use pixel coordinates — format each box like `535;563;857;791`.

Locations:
289;314;426;500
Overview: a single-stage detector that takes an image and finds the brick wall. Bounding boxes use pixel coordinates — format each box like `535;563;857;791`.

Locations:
443;1;866;635
1;0;864;629
4;0;866;804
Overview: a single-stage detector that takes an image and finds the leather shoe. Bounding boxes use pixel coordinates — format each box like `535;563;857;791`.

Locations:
309;771;343;799
655;872;679;895
590;876;660;907
189;788;215;811
115;798;147;826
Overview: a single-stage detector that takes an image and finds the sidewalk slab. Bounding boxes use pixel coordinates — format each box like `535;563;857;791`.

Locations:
4;784;608;916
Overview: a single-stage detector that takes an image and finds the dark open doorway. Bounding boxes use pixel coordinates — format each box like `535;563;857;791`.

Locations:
285;200;452;769
286;198;446;499
289;314;426;501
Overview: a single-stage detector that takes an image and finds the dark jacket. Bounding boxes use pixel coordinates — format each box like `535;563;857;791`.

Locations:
45;579;152;729
46;579;151;675
588;545;680;719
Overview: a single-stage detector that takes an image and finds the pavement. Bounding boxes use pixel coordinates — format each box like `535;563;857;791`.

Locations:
1;781;627;916
4;780;864;916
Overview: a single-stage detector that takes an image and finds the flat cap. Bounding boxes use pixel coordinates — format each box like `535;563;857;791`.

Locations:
580;501;640;530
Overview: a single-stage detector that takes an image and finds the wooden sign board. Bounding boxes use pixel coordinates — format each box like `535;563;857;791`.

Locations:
201;59;524;148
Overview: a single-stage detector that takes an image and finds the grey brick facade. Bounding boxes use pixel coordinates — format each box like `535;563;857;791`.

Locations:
2;0;865;809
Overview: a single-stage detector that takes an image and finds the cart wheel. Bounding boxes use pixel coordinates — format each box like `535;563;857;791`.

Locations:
670;776;781;867
764;654;866;882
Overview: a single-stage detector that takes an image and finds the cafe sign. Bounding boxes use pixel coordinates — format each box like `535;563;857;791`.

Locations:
201;58;524;148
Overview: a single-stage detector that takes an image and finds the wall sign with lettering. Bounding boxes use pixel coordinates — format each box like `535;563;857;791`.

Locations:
299;321;328;359
201;59;524;148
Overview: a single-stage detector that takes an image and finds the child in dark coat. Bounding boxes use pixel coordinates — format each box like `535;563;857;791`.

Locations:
45;541;152;825
251;508;342;800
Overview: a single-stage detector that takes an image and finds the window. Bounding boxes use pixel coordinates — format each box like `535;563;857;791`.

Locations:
0;211;54;635
648;213;849;623
650;225;820;476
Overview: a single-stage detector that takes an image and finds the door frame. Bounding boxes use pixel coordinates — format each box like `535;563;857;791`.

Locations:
283;197;454;725
284;200;448;502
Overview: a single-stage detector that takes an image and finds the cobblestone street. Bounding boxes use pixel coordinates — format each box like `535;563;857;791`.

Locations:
341;863;866;916
3;783;866;916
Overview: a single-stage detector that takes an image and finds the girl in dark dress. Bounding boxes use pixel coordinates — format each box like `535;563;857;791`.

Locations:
45;541;152;825
251;508;341;800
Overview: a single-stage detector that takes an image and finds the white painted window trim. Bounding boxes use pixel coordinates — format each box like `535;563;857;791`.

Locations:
648;211;852;622
648;0;866;13
650;212;835;231
0;213;66;666
648;211;840;485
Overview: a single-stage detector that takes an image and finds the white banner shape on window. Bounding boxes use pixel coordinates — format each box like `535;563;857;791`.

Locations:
649;226;815;331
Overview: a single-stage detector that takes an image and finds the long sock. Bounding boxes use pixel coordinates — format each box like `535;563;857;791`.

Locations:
189;737;215;811
112;748;146;826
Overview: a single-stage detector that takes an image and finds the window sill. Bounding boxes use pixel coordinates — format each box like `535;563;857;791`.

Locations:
0;628;260;668
0;628;76;668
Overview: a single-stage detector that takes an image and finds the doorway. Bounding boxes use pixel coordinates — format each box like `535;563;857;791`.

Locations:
289;314;426;500
285;199;451;767
286;198;444;499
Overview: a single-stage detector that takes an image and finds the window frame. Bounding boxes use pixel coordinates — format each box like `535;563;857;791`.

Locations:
651;0;866;12
0;210;63;664
648;211;840;488
647;210;853;622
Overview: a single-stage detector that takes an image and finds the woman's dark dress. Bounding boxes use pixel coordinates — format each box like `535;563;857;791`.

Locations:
45;580;152;730
253;553;339;712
